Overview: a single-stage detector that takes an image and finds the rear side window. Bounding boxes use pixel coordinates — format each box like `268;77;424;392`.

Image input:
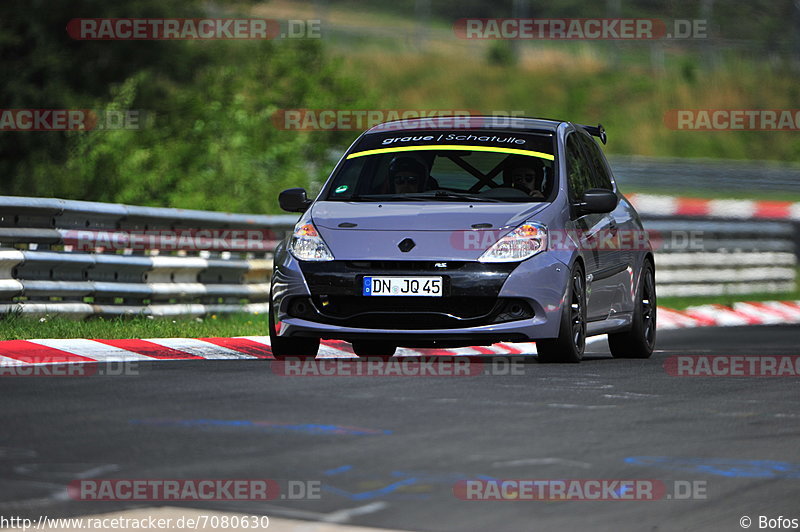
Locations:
566;133;593;202
578;133;614;190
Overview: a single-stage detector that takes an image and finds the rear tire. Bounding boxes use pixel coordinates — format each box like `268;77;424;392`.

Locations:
268;300;319;360
537;264;586;364
609;261;656;359
351;341;396;359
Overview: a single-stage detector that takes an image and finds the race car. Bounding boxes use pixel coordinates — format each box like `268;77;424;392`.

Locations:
270;116;656;363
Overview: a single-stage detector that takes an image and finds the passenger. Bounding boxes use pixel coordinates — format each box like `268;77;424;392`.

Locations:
388;156;429;194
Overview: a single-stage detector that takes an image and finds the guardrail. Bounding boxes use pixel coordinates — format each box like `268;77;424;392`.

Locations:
644;217;797;297
611;156;800;194
0;196;297;318
0;195;796;317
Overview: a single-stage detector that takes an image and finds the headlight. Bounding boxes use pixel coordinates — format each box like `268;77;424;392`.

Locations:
478;222;547;263
289;222;334;261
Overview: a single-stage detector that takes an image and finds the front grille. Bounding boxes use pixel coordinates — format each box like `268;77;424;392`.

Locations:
299;261;519;299
287;296;533;330
344;261;466;271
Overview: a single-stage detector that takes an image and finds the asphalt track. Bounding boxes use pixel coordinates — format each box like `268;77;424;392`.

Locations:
1;325;799;532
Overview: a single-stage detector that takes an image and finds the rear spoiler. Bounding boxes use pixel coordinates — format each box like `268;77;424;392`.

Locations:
579;123;607;145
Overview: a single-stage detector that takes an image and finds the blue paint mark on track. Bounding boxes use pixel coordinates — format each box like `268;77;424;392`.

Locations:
319;466;497;501
324;465;354;476
130;418;392;436
625;456;800;478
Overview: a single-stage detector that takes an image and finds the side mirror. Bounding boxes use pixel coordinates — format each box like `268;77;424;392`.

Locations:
576;188;618;214
279;188;313;213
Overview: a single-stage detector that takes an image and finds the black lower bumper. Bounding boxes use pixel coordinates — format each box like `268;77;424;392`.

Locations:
293;261;532;329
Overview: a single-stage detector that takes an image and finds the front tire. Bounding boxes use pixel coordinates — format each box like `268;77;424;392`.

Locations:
608;260;656;359
268;300;319;360
537;264;586;363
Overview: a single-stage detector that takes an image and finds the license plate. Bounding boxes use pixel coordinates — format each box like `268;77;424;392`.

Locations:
363;276;443;297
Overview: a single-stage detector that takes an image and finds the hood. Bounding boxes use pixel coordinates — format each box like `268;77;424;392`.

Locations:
310;200;551;261
312;201;549;232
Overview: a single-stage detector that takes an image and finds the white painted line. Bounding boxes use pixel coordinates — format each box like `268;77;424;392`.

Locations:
322;501;389;524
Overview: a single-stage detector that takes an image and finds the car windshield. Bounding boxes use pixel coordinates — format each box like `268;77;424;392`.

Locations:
325;130;556;202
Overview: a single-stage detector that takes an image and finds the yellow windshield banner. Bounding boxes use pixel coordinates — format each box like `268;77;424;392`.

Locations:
345;144;555;161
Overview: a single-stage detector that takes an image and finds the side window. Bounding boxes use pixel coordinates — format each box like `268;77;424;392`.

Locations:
328;157;366;199
566;133;593;202
578;134;614;190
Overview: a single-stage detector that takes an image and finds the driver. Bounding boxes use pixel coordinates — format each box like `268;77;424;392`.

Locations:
506;156;545;198
388;156;429;194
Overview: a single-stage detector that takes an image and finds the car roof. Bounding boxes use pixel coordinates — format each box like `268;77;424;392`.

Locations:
364;116;565;135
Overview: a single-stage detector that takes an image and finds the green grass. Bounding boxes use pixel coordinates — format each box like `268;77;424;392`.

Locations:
2;287;799;341
0;313;269;341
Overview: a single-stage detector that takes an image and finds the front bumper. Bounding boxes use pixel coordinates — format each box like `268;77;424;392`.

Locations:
271;253;570;346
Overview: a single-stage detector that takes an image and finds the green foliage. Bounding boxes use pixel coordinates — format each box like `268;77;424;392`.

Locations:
486;40;516;66
0;0;371;213
30;39;367;212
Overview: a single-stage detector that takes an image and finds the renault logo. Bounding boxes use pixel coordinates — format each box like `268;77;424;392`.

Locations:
398;238;415;252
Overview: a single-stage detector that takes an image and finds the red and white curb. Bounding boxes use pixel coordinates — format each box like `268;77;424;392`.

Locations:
0;336;538;367
0;301;798;367
658;300;800;329
628;193;800;220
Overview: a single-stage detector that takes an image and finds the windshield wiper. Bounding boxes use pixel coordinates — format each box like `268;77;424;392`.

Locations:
420;191;504;203
349;194;430;202
344;192;506;203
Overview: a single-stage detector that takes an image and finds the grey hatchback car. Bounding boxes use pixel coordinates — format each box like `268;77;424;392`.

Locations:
270;116;656;363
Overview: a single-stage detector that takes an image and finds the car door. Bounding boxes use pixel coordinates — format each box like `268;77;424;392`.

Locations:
564;131;613;322
576;132;632;318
